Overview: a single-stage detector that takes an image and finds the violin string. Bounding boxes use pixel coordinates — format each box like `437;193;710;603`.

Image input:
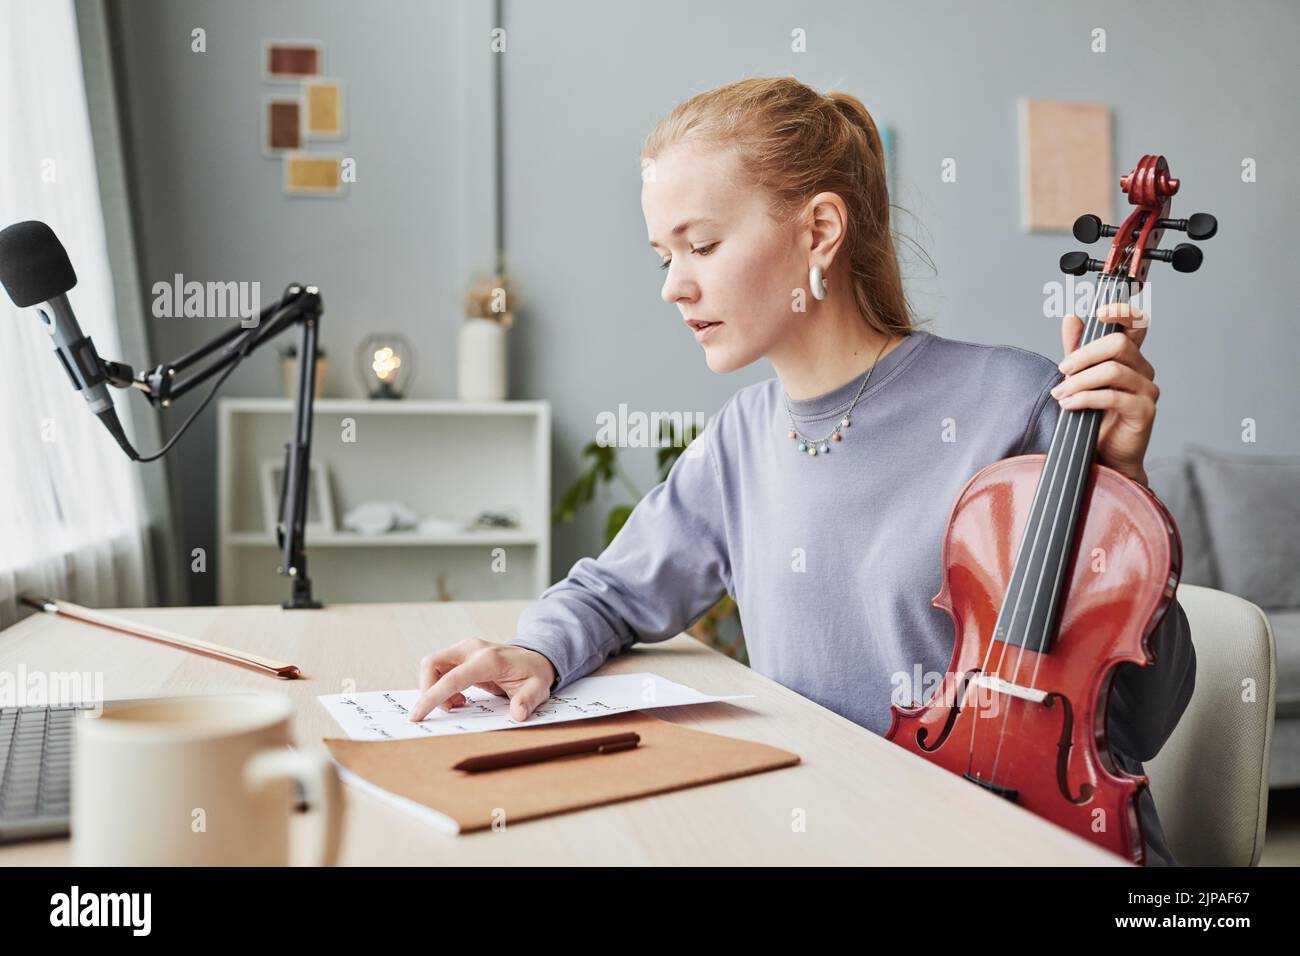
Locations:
994;267;1123;679
979;248;1135;793
971;267;1119;786
993;265;1132;780
964;248;1133;786
960;266;1115;777
1006;260;1135;697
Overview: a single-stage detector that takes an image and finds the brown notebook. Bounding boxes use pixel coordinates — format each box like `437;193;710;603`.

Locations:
324;710;801;833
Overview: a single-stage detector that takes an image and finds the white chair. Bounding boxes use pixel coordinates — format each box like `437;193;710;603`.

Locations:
1146;584;1277;866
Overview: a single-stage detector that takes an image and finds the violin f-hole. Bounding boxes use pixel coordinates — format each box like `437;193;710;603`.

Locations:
1044;691;1094;805
915;669;980;753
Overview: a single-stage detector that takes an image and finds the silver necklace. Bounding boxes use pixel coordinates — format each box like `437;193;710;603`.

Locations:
783;337;890;457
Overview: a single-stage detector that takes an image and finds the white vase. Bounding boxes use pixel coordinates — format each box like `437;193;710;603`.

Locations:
457;317;507;400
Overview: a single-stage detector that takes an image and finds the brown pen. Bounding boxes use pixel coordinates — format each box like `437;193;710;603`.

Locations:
453;732;640;773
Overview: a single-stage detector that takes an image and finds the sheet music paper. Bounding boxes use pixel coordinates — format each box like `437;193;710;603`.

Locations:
318;672;751;741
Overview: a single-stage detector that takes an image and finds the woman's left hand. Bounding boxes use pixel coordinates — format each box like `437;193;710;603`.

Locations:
1052;302;1158;487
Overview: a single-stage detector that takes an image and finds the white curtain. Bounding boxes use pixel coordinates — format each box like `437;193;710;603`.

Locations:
0;0;152;627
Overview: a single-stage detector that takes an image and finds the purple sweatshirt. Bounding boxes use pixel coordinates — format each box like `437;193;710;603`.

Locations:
507;328;1197;866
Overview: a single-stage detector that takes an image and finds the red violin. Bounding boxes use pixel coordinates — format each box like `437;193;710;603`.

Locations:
886;156;1216;864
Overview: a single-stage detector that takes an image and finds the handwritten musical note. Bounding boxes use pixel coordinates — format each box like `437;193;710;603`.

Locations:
318;673;751;741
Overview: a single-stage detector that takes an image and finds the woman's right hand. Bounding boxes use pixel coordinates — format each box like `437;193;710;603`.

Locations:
408;639;557;723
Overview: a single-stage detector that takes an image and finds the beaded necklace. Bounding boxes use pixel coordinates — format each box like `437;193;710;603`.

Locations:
783;336;890;457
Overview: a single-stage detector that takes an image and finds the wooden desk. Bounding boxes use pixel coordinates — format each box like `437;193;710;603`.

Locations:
0;601;1125;866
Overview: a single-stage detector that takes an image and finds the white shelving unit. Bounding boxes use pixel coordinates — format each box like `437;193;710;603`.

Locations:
217;398;551;605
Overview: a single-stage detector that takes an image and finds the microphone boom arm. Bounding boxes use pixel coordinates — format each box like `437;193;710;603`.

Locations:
102;282;325;610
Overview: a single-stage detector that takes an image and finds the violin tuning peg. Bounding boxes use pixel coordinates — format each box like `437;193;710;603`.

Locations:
1156;213;1218;241
1072;214;1102;244
1059;251;1102;276
1171;242;1203;273
1186;212;1218;241
1147;242;1204;273
1071;214;1119;244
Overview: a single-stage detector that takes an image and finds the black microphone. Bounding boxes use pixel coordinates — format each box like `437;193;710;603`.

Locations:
0;220;138;459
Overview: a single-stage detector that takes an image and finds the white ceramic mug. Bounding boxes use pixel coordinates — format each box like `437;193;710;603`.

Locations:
72;692;344;866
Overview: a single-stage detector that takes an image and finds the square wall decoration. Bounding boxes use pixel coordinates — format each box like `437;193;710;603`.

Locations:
261;39;348;197
1018;98;1113;233
284;153;344;196
264;40;323;81
263;96;302;156
305;80;346;139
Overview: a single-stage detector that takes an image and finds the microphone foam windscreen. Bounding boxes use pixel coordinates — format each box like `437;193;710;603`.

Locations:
0;220;78;308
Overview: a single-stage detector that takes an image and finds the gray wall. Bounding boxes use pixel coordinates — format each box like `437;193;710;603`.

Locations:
108;0;1300;605
108;0;495;603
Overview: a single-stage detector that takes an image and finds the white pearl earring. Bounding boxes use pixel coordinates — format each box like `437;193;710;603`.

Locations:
809;264;828;301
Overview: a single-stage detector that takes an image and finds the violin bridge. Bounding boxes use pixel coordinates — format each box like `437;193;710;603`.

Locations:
974;673;1049;704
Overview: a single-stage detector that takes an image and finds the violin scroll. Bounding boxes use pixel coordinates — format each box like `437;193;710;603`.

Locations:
1059;155;1217;281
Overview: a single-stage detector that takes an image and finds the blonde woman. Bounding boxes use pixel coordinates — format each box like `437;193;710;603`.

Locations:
410;77;1195;866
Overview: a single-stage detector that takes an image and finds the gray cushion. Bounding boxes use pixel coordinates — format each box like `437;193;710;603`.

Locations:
1271;610;1300;718
1145;455;1219;589
1187;445;1300;610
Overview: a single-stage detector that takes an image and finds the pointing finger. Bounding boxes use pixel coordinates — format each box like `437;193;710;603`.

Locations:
409;649;502;722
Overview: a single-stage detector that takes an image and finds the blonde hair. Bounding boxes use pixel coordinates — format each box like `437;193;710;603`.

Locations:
641;76;914;338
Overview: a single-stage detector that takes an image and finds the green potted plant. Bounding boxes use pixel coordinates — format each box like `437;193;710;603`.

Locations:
553;418;746;663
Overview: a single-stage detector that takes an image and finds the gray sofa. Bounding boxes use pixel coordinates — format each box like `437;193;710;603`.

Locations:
1145;444;1300;788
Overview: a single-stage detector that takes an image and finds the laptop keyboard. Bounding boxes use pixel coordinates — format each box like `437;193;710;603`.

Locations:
0;704;88;843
